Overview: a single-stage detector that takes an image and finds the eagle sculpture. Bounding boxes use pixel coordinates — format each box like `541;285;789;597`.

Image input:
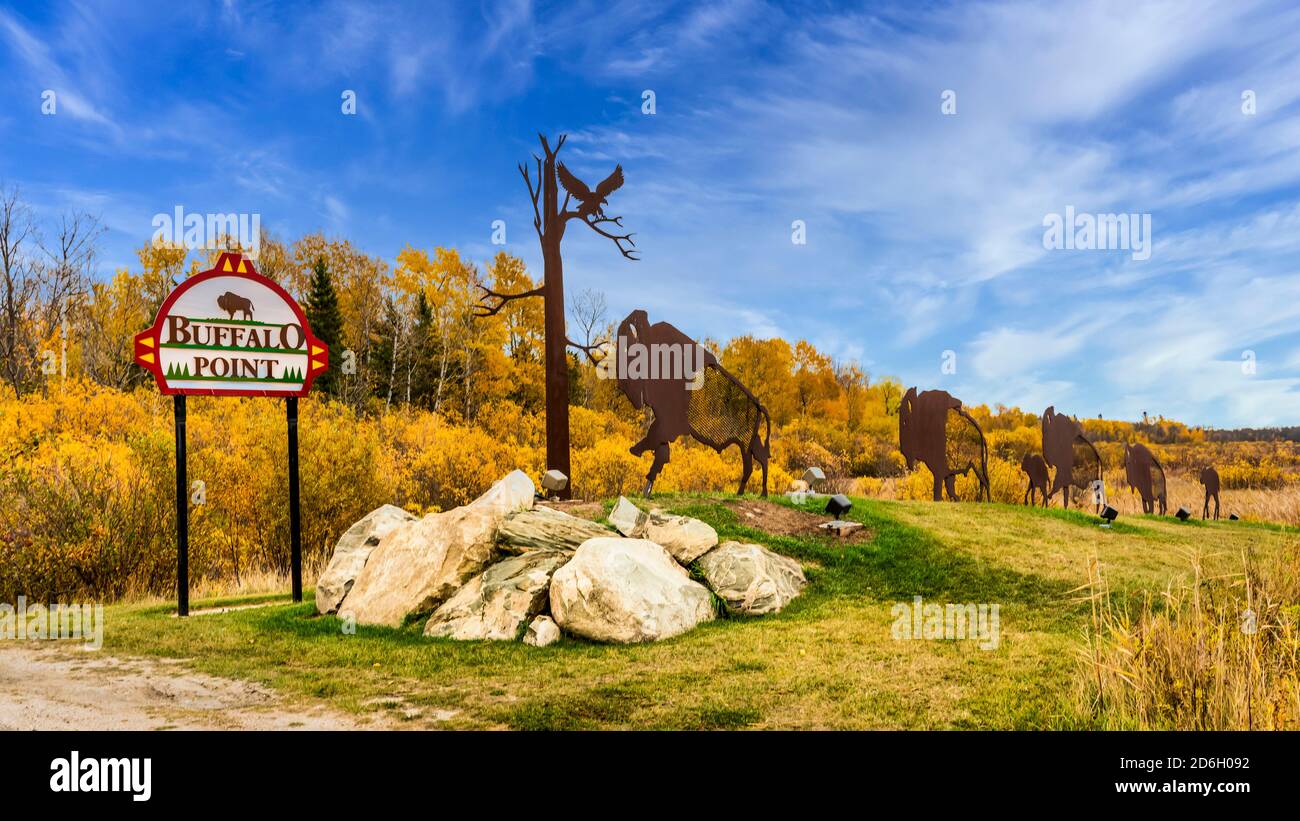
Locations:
557;163;624;220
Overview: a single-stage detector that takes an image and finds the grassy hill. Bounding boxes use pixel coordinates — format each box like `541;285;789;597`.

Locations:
92;495;1299;730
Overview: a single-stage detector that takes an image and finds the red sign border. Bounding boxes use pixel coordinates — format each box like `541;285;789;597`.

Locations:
133;252;328;398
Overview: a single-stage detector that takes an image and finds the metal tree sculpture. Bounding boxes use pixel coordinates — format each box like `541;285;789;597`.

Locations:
898;387;990;501
1041;406;1103;510
613;310;771;497
1199;465;1221;520
475;134;637;499
1124;442;1168;515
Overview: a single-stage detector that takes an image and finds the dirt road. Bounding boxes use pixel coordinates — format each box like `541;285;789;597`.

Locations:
0;643;389;730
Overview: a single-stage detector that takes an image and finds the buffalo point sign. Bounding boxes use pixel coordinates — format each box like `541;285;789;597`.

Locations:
134;252;328;396
135;251;326;615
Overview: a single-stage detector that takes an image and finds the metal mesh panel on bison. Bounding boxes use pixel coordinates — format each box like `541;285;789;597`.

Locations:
943;409;987;500
1152;460;1167;500
686;363;761;450
1070;437;1102;491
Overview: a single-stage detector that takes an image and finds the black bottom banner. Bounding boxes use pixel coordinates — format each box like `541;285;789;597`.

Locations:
8;730;1284;808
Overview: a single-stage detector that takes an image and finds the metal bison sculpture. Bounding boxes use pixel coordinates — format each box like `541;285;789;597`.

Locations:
1200;465;1221;520
898;388;990;501
1041;406;1103;510
611;310;771;497
1020;453;1050;506
1124;442;1168;515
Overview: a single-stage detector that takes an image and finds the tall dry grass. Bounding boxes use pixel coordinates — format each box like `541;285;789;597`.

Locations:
1075;544;1300;730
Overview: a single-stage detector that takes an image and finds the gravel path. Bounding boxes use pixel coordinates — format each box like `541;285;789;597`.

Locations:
0;643;389;730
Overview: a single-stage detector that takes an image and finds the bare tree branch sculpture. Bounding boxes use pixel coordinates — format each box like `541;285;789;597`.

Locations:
473;133;637;497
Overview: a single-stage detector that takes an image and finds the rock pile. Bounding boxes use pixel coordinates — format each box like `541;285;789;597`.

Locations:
318;475;807;644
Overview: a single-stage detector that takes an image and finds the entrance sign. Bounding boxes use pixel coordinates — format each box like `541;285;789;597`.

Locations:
135;252;326;615
134;252;328;396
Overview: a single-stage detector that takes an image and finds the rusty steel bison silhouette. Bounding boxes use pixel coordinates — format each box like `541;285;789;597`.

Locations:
217;291;255;321
1200;465;1221;520
613;310;771;497
898;388;990;502
1124;442;1168;515
1042;406;1103;510
1021;453;1050;506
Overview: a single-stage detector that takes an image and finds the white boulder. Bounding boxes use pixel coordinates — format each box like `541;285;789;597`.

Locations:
549;537;715;643
523;615;561;647
339;471;534;627
697;541;807;616
495;506;614;554
315;504;415;614
643;510;718;564
424;550;569;641
608;496;647;537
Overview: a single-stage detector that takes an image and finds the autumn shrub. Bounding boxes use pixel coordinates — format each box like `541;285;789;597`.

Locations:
0;435;171;600
1220;457;1288;490
1;382;798;600
570;437;644;499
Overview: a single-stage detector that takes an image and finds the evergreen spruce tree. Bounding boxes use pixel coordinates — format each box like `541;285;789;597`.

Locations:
409;290;435;407
304;257;344;395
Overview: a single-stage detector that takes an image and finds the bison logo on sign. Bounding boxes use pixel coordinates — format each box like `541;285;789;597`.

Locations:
217;291;255;321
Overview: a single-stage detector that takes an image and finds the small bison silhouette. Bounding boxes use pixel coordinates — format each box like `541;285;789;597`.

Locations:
1200;465;1221;520
217;291;254;321
1021;453;1050;506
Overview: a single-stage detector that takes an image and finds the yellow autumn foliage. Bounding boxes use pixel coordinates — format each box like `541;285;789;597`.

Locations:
0;381;787;599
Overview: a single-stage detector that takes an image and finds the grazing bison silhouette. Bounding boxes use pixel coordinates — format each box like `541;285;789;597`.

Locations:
898;388;990;501
1124;443;1168;515
217;291;254;321
1199;465;1221;520
1021;453;1050;506
1041;406;1103;510
614;310;771;497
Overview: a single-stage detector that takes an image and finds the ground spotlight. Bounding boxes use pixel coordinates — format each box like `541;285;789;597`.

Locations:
1099;505;1118;526
825;494;852;517
1229;513;1240;521
1175;507;1191;521
802;467;826;489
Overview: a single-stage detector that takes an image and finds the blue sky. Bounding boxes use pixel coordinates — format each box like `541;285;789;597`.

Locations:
4;0;1300;427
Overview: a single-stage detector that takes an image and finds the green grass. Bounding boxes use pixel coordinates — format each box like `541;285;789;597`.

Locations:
89;495;1297;729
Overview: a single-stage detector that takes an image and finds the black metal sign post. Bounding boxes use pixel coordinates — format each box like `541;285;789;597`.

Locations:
287;396;302;602
173;394;189;617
